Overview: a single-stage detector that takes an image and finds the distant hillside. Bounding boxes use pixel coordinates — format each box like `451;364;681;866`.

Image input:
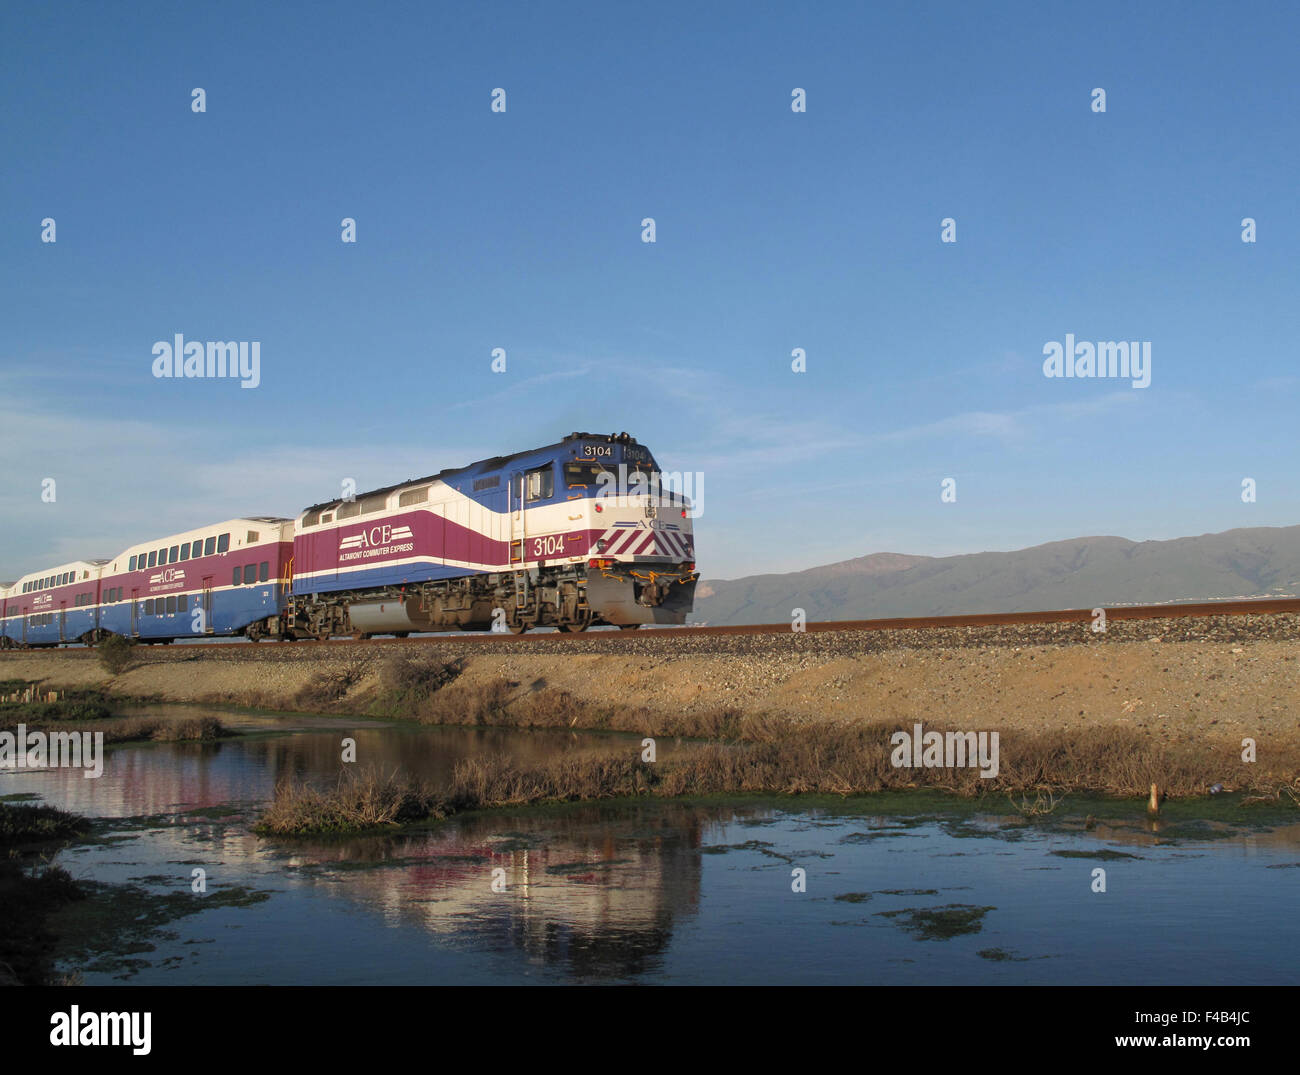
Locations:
691;526;1300;625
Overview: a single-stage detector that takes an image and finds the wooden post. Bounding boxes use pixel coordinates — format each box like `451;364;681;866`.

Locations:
1147;783;1160;815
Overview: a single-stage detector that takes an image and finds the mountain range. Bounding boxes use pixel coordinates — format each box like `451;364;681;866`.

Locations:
690;525;1300;625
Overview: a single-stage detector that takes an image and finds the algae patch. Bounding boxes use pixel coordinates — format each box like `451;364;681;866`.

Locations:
876;903;996;941
48;878;273;980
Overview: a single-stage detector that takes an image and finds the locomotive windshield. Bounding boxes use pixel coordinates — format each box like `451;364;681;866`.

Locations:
564;462;655;489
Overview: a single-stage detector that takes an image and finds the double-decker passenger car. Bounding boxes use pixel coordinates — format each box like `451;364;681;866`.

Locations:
96;518;293;642
1;560;107;646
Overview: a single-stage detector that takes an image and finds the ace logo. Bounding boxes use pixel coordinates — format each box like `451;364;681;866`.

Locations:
339;524;414;553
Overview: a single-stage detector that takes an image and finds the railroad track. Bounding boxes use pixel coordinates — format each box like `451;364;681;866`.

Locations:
28;595;1293;654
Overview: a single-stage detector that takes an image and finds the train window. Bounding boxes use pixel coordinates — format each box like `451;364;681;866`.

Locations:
243;565;256;584
472;476;499;491
165;596;175;614
176;595;187;612
337;501;360;519
204;537;215;556
179;544;189;562
129;555;137;571
169;546;179;563
145;599;154;614
526;466;554;501
399;486;429;506
191;540;202;558
247;531;259;543
156;548;164;564
147;551;156;568
259;561;269;582
217;534;230;553
232;567;241;586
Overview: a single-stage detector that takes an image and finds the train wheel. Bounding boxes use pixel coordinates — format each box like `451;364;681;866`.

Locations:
619;624;641;630
508;623;529;634
557;622;589;633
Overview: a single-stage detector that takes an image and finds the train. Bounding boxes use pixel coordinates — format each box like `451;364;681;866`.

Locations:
0;432;697;647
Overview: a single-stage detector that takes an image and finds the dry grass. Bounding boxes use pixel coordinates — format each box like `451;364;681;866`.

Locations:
256;766;445;834
293;668;364;710
23;714;232;744
254;718;1299;836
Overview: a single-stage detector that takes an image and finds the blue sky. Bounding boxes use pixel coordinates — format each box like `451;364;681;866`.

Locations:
2;0;1298;580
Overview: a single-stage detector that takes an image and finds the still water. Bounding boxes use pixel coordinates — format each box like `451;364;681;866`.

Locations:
8;707;1299;985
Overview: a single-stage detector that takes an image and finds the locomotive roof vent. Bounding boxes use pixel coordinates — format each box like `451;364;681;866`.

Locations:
563;431;637;444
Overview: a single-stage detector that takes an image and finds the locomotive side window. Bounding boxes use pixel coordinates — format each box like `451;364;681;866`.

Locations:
166;596;176;614
232;567;241;586
129;555;137;571
179;544;189;561
177;595;187;612
526;466;554;501
243;565;256;584
145;599;154;614
259;562;269;582
192;540;202;558
204;537;216;556
148;551;157;568
169;546;179;563
217;534;230;553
